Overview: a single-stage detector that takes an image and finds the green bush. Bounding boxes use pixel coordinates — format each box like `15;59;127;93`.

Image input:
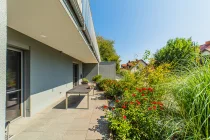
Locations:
81;78;89;84
92;75;102;82
106;87;168;140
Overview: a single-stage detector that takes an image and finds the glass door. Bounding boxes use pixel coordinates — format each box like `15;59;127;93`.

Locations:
6;49;22;121
73;63;79;87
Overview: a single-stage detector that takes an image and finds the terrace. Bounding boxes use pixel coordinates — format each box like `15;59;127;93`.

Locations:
9;90;110;140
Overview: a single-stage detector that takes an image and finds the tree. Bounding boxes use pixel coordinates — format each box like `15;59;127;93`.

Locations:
97;36;121;72
154;38;200;69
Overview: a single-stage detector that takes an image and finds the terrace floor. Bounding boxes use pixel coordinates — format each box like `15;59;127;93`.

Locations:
9;90;110;140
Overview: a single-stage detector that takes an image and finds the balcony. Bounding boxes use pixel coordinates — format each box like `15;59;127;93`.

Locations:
8;0;100;63
66;0;101;62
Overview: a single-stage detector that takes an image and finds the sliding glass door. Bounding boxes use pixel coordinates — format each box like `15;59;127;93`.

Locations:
6;49;22;121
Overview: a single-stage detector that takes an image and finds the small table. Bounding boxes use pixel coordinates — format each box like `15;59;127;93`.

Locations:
66;85;92;109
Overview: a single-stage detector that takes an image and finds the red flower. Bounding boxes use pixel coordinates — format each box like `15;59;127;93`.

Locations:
136;100;141;105
157;101;163;106
148;87;153;92
122;105;126;109
153;106;157;110
151;101;157;104
141;93;145;96
136;88;139;90
148;107;152;110
115;100;119;103
103;105;108;109
112;107;115;110
142;87;147;90
132;93;136;97
139;89;142;92
123;115;127;120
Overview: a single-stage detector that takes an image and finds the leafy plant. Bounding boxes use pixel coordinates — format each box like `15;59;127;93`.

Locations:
106;87;168;140
92;75;102;83
81;78;89;84
154;38;200;69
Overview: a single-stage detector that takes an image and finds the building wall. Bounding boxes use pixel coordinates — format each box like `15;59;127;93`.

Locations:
83;63;98;82
0;0;7;139
99;62;116;80
8;28;83;116
201;51;210;56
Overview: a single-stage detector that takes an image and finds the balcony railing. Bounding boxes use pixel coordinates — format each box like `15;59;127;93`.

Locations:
67;0;101;62
81;0;100;61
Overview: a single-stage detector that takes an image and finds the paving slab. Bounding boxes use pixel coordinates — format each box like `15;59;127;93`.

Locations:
10;90;110;140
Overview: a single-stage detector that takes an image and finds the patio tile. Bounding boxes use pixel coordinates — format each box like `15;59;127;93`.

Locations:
63;131;87;140
9;124;27;136
86;123;110;140
55;113;76;124
24;119;53;132
44;122;70;133
74;110;93;119
39;110;64;119
37;132;64;140
90;113;107;124
67;119;90;131
12;132;42;140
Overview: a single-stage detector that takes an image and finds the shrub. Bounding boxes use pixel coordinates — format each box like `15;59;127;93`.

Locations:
92;75;102;82
106;87;168;140
154;38;200;69
81;78;89;84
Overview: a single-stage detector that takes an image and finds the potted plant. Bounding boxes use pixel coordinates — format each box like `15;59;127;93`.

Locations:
81;78;89;85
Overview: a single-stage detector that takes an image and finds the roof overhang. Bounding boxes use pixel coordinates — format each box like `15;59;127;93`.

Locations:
7;0;98;63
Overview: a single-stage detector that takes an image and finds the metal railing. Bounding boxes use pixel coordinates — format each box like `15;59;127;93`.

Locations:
81;0;101;61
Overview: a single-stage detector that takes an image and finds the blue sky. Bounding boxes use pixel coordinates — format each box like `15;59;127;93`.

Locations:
90;0;210;64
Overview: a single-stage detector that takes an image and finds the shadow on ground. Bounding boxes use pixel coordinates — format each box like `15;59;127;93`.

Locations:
53;95;85;109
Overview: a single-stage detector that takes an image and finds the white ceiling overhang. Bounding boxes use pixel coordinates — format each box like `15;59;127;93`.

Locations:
7;0;98;63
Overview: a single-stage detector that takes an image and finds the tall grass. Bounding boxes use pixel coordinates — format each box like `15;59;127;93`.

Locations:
171;62;210;139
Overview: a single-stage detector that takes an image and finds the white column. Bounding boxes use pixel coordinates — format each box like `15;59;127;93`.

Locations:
0;0;7;139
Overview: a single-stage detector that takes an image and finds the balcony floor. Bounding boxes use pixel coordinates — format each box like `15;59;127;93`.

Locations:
9;90;110;140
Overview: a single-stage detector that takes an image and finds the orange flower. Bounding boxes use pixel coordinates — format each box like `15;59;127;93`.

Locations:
112;107;115;110
153;106;157;110
130;101;134;104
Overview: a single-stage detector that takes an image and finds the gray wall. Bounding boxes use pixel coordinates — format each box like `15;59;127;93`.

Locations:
83;62;117;81
30;41;74;94
83;63;98;81
0;0;7;139
8;28;83;116
99;62;116;80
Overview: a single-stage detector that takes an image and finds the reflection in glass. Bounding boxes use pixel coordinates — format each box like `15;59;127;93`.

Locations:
6;49;22;121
